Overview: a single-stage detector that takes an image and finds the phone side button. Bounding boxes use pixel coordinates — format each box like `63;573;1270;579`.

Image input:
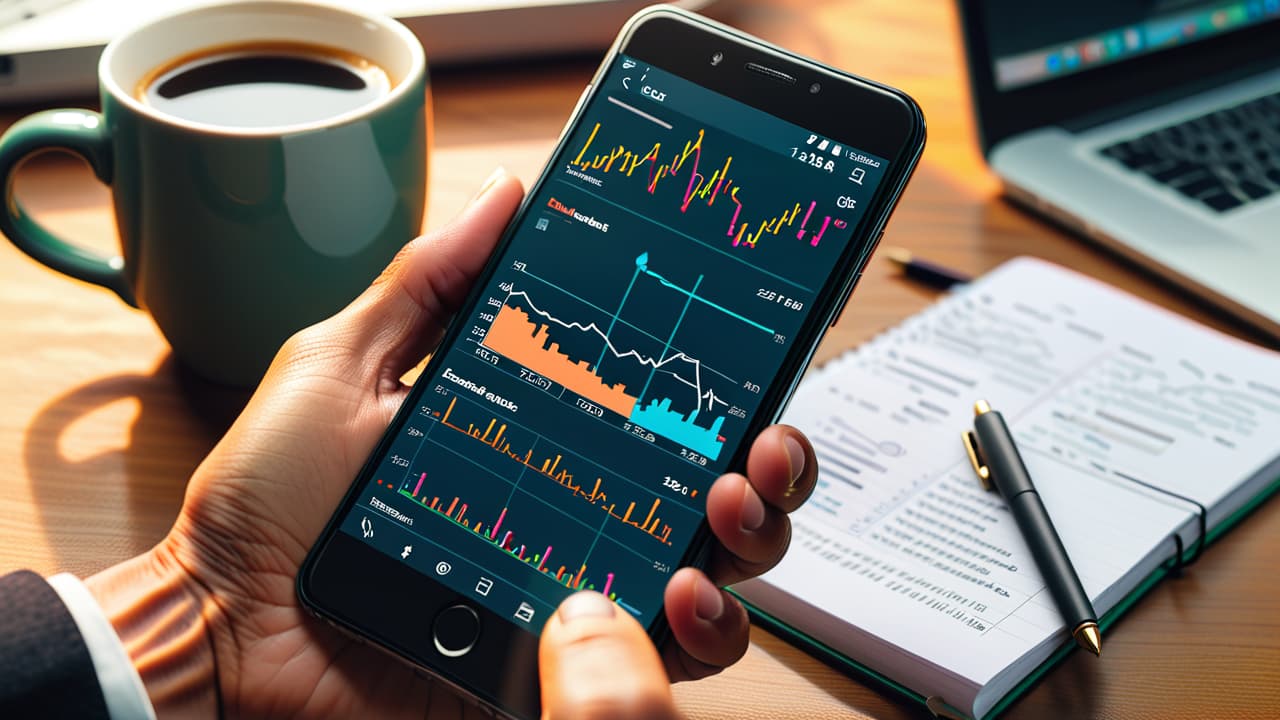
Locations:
555;84;593;143
829;272;863;328
432;604;481;658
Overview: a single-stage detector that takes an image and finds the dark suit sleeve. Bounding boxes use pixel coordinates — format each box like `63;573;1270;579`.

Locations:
0;570;111;719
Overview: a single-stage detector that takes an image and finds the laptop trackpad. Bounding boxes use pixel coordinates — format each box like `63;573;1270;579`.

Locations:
1220;199;1280;246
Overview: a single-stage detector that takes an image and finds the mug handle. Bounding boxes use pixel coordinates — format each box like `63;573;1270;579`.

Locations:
0;109;136;307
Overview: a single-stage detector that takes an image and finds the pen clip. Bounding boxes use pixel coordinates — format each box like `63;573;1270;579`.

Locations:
962;430;993;491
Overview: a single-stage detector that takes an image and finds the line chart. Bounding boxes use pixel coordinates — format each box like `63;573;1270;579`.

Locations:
478;250;769;460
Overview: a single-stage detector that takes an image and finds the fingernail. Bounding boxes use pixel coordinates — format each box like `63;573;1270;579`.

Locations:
741;482;766;531
471;166;507;203
558;591;615;623
784;435;806;489
694;575;724;622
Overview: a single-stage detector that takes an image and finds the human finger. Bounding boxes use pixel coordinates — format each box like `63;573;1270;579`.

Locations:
539;592;679;720
744;425;816;513
660;567;750;681
701;471;789;587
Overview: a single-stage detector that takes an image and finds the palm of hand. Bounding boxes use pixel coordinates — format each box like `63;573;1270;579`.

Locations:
167;325;473;719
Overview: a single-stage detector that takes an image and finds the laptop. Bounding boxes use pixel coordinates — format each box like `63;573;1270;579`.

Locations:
957;0;1280;339
0;0;711;104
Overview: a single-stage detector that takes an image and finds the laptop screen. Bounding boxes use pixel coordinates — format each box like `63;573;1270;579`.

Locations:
986;0;1280;91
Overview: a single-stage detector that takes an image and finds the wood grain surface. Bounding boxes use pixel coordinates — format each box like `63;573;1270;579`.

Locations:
1;1;1277;718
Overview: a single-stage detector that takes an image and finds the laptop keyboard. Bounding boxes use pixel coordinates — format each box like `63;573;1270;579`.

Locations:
1099;90;1280;213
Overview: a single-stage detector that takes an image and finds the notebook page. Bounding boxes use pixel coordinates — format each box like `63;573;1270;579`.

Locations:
743;257;1280;712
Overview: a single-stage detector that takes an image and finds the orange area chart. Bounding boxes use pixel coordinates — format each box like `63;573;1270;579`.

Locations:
483;303;639;418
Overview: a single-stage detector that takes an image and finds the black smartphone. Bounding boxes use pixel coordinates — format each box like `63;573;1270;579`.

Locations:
299;6;924;718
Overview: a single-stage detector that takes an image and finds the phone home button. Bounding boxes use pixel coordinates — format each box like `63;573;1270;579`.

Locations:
432;604;481;658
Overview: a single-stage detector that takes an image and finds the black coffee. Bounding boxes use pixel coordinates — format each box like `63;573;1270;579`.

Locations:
139;42;390;128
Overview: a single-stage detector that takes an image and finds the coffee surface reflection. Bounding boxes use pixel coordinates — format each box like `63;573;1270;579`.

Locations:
139;42;391;128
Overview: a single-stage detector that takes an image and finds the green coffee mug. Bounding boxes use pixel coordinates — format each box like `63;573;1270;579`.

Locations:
0;1;428;386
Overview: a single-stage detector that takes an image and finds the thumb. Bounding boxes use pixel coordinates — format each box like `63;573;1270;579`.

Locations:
539;592;679;720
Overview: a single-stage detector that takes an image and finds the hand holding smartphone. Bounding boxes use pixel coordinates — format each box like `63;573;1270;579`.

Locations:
300;7;925;718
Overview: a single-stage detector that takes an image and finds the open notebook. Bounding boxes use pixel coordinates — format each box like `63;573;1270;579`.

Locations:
734;257;1280;719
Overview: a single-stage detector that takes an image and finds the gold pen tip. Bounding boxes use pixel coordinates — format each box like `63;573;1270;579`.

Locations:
884;247;913;266
974;399;992;416
1074;622;1102;657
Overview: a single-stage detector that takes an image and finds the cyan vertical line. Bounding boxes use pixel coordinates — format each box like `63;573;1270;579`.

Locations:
638;274;703;404
581;506;613;579
501;437;537;511
595;265;643;372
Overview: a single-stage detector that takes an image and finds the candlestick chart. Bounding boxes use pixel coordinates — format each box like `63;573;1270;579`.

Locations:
571;121;849;252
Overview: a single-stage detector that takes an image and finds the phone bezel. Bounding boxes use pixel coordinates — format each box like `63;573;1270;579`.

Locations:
298;7;925;719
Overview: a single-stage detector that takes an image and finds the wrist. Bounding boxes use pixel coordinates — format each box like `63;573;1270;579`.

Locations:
85;544;221;720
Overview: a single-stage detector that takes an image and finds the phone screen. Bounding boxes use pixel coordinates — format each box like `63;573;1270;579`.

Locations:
335;53;891;632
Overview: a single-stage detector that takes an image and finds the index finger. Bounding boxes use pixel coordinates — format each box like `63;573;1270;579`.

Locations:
744;424;817;513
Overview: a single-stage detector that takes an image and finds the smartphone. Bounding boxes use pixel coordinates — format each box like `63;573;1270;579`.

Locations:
299;6;924;718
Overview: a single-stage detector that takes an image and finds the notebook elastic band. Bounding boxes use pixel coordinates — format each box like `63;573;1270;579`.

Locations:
1113;470;1207;571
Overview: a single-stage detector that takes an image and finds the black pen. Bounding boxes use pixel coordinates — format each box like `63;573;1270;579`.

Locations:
961;400;1102;656
884;247;971;290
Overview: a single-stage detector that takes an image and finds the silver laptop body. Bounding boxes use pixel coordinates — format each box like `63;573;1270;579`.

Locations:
958;0;1280;339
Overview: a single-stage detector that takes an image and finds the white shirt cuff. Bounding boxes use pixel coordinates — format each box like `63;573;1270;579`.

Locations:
47;573;158;720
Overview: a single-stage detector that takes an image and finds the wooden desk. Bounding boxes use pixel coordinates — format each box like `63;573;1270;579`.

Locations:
2;1;1277;718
